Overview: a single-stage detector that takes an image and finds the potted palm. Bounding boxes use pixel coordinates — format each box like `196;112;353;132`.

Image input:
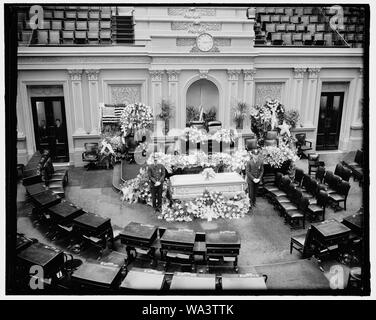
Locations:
233;101;249;129
158;99;174;135
186;105;200;126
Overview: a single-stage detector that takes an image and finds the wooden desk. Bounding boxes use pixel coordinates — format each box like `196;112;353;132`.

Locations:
16;234;35;253
342;213;363;236
221;274;267;290
73;212;113;248
170;272;216;290
31;190;61;210
71;262;122;289
17;242;65;277
206;231;241;271
120;268;165;290
47;201;83;225
311;219;351;244
25;183;48;196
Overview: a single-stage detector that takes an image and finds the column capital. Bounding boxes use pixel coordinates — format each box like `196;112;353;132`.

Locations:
307;67;321;79
85;69;100;81
227;69;241;81
68;69;83;81
243;68;257;81
166;70;180;82
199;69;209;79
149;70;164;81
293;67;306;79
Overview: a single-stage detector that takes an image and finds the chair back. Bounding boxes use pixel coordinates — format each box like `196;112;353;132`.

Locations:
301;174;312;189
275;172;283;187
302;227;313;258
280;175;291;192
354;149;363;166
323;170;334;185
292;189;303;206
334;163;344;177
295;133;306;145
315;166;326;183
341;167;352;182
294;168;304;185
266;131;278;140
264;139;278;147
85;143;99;154
316;190;329;208
309;179;319;196
299;197;310;211
286;184;296;198
329;175;342;191
245;138;258;151
308;153;319;162
339;181;351;197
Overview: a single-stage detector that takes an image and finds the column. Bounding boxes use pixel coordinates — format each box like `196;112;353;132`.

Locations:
68;69;86;135
166;70;180;129
292;67;306;117
243;68;256;129
303;67;320;127
352;68;363;126
85;69;100;135
149;70;164;117
227;69;241;128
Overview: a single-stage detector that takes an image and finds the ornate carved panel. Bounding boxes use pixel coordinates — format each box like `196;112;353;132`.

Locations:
68;69;83;81
110;85;141;105
166;70;180;82
307;67;321;79
255;83;283;106
168;7;216;18
293;67;306;79
171;22;221;33
243;69;257;81
321;82;348;92
176;37;231;47
28;85;64;97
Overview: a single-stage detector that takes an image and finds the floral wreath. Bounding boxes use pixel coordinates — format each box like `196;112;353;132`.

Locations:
120;102;154;136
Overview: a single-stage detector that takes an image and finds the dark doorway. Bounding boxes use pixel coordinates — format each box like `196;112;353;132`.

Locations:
316;92;344;150
31;96;69;162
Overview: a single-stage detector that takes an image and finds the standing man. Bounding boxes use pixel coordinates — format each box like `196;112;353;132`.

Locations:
245;149;264;209
55;119;66;143
147;155;166;213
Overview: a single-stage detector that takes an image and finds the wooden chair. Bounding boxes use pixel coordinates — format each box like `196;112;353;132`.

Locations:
82;143;99;170
308;153;324;176
328;181;351;211
290;226;313;257
307;190;329;221
295;133;312;158
292;168;304;187
285;196;309;229
315;166;326;183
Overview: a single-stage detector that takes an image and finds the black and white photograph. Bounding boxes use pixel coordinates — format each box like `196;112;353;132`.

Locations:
3;0;373;300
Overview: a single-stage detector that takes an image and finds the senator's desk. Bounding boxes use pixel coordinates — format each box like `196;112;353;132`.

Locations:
119;222;158;261
47;200;83;225
342;213;363;237
16;233;35;253
17;242;65;279
169;272;216;290
73;212;113;249
160;229;196;270
205;231;241;271
120;267;165;290
25;182;48;196
221;273;267;290
30;190;61;212
71;262;122;289
310;219;351;254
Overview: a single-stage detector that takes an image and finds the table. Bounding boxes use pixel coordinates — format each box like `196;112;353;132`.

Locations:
342;213;363;236
71;262;122;289
170;172;246;200
25;183;48;196
17;242;65;277
206;231;241;271
170;272;216;290
16;234;35;253
120;268;165;290
47;201;83;225
120;222;158;262
221;274;267;290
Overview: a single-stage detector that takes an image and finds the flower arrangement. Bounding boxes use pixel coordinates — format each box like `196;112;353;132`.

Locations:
233;101;249;129
201;168;216;180
211;128;239;144
283;109;300;129
260;143;299;168
157;190;249;222
182;127;209;144
186;105;200;123
228;150;250;173
120;102;154;136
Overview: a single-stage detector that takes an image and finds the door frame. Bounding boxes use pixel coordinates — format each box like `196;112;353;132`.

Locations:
316;91;345;150
30;96;68;159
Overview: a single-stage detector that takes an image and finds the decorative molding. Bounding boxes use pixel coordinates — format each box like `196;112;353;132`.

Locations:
255;83;283;106
176;37;231;47
68;69;83;81
168;7;216;18
293;67;306;79
243;69;257;81
85;69;100;81
110;85;142;105
199;69;209;79
171;21;221;34
190;45;220;53
149;70;164;82
227;69;242;81
28;85;64;96
359;68;363;78
166;70;180;82
307;67;321;79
